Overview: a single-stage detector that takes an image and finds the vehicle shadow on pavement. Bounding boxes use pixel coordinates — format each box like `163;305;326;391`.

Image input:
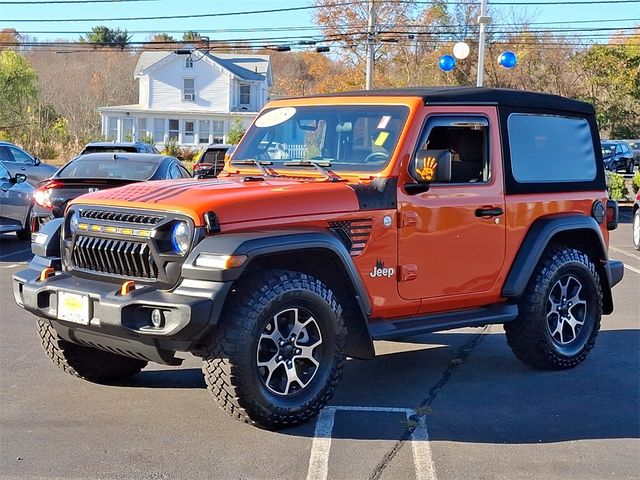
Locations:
122;328;639;444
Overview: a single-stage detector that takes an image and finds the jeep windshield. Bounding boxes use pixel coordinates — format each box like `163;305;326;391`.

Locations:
232;105;409;173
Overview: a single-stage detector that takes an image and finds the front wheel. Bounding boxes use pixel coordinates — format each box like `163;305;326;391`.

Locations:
37;320;148;382
633;209;640;251
505;248;602;370
202;270;346;429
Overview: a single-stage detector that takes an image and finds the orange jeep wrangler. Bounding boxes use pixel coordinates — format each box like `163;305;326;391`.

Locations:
14;88;624;429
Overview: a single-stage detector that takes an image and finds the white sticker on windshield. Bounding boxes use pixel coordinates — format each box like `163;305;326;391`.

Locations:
255;107;297;128
377;115;391;129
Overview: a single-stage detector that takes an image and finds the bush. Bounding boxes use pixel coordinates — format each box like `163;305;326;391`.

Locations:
227;117;246;145
138;133;155;146
632;171;640;194
178;146;198;162
161;138;180;157
605;171;629;200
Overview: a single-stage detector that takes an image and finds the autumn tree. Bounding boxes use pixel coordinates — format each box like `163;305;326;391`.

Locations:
182;31;202;42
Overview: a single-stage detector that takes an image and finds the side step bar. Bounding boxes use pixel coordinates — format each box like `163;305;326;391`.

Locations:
369;303;518;341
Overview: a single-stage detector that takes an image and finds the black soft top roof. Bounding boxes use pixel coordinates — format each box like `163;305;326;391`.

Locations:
311;87;594;115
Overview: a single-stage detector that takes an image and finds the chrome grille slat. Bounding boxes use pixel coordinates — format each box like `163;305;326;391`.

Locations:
72;235;158;280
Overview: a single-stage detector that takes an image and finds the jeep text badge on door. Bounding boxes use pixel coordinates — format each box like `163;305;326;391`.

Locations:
370;260;395;278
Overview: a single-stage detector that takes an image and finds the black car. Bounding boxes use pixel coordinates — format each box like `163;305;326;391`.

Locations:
0;141;59;185
31;153;190;235
193;144;233;177
601;141;635;173
80;141;159;155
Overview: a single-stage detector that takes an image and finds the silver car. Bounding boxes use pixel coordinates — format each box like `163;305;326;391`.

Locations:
0;163;33;240
0;141;58;185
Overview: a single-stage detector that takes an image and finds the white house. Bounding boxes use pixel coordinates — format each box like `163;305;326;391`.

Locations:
98;48;272;146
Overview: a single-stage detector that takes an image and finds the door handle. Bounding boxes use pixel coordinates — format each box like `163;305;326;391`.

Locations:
475;207;504;217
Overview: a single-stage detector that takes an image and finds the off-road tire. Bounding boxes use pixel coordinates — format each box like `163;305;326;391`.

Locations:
633;208;640;251
505;248;602;370
37;320;148;382
201;270;346;429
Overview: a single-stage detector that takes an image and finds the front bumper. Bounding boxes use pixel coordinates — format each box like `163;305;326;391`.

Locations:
13;257;232;364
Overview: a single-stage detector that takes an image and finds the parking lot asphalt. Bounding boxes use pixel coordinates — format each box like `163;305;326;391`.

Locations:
0;215;638;480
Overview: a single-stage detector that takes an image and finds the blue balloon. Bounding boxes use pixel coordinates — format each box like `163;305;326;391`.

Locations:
439;55;456;72
498;51;517;69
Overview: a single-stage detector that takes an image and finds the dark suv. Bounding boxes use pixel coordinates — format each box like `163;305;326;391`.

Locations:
601;141;635;173
80;141;159;155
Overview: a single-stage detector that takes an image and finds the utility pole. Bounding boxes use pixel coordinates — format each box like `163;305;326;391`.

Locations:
365;0;376;90
476;0;491;87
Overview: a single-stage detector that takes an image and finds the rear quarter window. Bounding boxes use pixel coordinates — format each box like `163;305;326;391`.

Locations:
508;114;597;183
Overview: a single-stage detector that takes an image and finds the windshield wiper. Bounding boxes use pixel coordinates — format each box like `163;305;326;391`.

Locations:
233;159;279;177
283;160;343;182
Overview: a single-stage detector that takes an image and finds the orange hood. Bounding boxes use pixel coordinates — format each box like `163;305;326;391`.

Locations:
69;177;361;226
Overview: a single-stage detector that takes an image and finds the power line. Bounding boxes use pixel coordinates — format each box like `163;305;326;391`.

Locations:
4;0;640;23
0;0;158;3
10;17;640;36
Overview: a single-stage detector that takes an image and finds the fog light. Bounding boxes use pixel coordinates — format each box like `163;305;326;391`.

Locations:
151;309;164;328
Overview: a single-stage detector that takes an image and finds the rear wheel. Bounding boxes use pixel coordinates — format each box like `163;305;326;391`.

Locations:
201;270;346;429
627;159;634;174
37;320;148;383
505;248;602;370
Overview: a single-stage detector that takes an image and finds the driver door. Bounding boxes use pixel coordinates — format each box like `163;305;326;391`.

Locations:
397;109;506;309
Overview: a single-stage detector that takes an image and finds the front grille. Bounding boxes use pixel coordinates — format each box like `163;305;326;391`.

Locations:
72;235;159;279
329;218;373;256
80;209;163;225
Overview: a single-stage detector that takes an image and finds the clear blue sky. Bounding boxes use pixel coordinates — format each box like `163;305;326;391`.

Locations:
1;0;638;45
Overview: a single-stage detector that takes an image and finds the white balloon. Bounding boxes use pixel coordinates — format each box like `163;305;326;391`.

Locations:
453;42;470;60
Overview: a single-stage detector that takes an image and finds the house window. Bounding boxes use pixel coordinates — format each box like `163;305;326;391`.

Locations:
122;117;134;141
183;78;195;101
198;120;210;144
107;117;118;140
185;57;193;69
153;118;165;143
184;120;195;144
138;118;148;139
212;120;225;144
239;84;251;105
168;119;179;141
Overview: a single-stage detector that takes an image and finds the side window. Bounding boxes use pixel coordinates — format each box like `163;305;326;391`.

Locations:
168;163;185;179
418;117;490;183
9;147;33;164
0;147;12;162
508;114;596;183
178;165;191;178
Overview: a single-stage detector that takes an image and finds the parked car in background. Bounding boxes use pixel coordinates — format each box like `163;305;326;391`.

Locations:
0;164;33;240
633;192;640;251
80;141;159;155
193;144;233;177
622;140;640;168
0;141;58;185
601;141;635;173
31;153;191;235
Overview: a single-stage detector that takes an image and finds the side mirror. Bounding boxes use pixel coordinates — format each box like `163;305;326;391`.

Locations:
14;173;27;184
34;157;41;166
405;149;452;194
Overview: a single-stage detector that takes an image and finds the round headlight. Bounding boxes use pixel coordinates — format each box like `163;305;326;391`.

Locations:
69;211;79;235
171;221;191;255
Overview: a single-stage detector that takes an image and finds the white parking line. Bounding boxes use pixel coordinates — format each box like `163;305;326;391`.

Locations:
0;262;28;269
624;264;640;275
306;405;437;480
0;247;31;260
609;246;640;262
